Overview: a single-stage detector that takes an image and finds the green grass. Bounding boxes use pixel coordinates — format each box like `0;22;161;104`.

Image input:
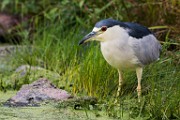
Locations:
0;20;179;119
0;1;179;119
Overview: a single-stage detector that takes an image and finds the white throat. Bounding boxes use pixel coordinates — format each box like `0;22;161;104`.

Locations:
94;25;129;42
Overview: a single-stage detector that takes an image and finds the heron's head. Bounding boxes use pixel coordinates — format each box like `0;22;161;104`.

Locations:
79;19;125;45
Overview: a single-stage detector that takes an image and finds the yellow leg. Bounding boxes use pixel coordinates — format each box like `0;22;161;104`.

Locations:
115;70;123;104
136;67;143;102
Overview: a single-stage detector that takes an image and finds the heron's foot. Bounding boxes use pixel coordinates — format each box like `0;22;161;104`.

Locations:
137;86;141;102
114;85;122;104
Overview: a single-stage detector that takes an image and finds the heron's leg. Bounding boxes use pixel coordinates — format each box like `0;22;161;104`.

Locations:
136;67;143;102
117;70;123;97
115;70;123;103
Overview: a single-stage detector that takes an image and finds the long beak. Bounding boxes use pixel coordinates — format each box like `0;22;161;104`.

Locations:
79;31;96;45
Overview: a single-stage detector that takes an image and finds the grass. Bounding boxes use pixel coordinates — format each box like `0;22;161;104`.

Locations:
0;19;179;119
0;0;179;119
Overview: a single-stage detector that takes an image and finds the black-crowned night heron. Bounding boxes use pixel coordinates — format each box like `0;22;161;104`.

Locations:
79;19;161;102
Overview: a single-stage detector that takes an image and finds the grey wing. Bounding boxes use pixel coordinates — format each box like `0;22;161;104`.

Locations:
131;34;161;66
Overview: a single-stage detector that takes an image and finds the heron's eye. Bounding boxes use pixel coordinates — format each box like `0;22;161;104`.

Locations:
101;26;107;31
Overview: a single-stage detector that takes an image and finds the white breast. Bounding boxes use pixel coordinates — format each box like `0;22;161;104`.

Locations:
100;39;140;69
96;26;140;69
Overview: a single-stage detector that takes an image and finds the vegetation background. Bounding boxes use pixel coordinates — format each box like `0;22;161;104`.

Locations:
0;0;179;119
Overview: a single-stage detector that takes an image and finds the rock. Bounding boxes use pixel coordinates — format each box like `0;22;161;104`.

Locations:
15;65;43;77
0;13;31;43
4;78;72;106
0;45;16;57
14;64;61;83
0;46;33;73
0;45;19;74
0;13;20;43
0;13;19;35
0;45;32;57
